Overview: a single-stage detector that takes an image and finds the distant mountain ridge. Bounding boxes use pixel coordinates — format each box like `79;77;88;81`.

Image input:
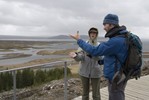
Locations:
0;35;107;41
48;35;89;39
48;35;106;40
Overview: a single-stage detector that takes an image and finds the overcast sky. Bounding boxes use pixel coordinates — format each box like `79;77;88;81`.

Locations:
0;0;149;39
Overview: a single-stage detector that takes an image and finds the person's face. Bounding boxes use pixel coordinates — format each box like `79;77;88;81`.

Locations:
89;32;97;40
103;24;114;32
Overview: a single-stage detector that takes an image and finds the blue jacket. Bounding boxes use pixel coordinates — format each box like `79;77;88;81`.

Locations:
77;26;128;81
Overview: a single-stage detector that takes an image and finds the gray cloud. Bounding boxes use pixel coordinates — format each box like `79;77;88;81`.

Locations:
0;0;149;39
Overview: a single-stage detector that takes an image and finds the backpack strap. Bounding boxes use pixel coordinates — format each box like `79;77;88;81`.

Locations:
113;55;127;84
115;55;133;82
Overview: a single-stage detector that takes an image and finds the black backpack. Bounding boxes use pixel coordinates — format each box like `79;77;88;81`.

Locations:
116;32;142;81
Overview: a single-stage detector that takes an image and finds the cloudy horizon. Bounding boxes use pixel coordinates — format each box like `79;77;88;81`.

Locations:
0;0;149;39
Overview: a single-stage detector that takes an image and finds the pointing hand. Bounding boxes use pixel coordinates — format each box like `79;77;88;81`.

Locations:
69;32;80;40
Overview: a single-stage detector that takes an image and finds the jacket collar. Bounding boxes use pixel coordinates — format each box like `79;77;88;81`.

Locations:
105;26;128;38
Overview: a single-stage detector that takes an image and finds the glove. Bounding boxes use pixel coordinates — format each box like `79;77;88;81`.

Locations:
86;54;92;58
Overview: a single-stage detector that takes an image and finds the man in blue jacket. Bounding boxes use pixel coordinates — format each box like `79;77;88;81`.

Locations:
70;14;128;100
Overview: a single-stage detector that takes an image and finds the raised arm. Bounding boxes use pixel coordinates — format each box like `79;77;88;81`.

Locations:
70;33;120;56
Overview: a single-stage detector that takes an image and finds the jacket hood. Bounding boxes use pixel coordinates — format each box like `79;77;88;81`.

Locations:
105;26;128;38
